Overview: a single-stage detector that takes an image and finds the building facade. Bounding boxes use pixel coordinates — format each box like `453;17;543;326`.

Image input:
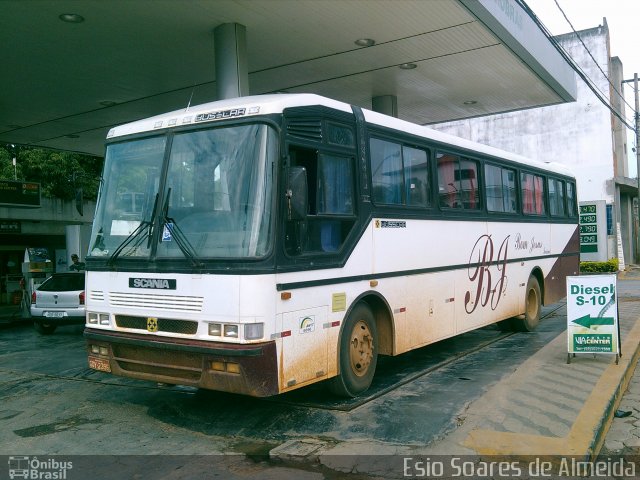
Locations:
0;197;94;304
430;21;635;266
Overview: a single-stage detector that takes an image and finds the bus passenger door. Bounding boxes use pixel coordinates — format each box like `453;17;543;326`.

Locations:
280;306;328;390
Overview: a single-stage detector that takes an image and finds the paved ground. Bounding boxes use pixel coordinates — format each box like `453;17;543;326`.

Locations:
600;267;640;457
1;270;639;479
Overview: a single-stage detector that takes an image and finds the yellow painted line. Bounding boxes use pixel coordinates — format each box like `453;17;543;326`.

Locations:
463;317;640;458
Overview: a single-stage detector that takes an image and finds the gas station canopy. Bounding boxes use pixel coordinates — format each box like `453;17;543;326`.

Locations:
0;0;576;157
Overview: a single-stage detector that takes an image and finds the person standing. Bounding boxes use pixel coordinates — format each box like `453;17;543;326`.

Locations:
69;254;85;271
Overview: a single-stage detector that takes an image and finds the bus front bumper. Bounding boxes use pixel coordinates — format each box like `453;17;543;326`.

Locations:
84;328;279;397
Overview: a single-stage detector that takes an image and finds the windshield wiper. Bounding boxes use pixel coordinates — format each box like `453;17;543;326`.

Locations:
160;188;204;268
107;194;159;267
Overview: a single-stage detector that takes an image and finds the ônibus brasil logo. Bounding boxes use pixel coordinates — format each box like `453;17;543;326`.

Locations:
8;456;72;479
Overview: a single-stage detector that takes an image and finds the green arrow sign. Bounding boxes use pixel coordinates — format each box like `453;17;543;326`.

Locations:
572;314;615;329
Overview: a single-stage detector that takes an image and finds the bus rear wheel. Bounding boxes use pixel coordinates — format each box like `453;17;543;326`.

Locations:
329;303;378;398
511;276;541;332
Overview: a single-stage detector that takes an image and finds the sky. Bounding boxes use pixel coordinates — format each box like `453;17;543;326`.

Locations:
525;0;640;174
525;0;639;78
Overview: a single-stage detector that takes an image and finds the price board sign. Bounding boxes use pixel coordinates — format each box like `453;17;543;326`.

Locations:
566;275;619;363
579;204;598;253
0;180;41;208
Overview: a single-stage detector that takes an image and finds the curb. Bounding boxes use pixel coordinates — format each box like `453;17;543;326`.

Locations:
461;315;640;459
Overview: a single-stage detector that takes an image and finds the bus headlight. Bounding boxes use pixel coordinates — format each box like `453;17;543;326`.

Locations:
89;344;109;356
223;324;239;338
244;323;264;340
88;312;110;326
208;323;222;336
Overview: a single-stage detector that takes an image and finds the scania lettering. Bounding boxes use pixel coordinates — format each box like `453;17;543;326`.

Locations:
84;94;579;397
129;278;176;289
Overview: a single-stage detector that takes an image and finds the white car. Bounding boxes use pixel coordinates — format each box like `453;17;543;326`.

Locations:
30;273;85;334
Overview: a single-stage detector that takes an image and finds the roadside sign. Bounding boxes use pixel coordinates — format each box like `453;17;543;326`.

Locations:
578;201;608;262
579;204;598;253
566;275;619;363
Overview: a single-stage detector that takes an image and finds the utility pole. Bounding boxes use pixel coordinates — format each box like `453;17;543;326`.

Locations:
10;144;16;180
622;74;640;262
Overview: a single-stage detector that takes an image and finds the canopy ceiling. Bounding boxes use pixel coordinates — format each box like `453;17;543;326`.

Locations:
0;0;575;156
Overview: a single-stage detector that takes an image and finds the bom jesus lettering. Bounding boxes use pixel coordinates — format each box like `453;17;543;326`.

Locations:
513;232;543;253
465;234;509;314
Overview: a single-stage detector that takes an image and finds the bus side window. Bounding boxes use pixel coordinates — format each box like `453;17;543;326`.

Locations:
370;138;403;205
286;146;355;255
567;182;577;217
437;153;479;210
485;164;516;213
403;146;431;207
521;172;545;215
548;178;566;217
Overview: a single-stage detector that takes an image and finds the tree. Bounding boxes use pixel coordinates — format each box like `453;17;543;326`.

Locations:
0;144;103;201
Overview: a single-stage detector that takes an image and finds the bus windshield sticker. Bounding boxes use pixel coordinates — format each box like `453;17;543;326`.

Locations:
111;219;141;236
162;223;173;242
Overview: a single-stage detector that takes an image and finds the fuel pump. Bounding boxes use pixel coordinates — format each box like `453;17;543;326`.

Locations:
21;247;53;316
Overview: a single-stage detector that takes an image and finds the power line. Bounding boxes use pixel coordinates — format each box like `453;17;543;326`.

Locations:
550;0;636;116
518;0;636;132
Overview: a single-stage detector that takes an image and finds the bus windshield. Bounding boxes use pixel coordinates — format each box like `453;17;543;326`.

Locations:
89;123;277;261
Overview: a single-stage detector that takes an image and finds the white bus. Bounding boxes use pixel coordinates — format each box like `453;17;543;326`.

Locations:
85;94;579;397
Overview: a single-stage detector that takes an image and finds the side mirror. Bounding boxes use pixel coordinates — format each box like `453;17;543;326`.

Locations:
287;166;308;220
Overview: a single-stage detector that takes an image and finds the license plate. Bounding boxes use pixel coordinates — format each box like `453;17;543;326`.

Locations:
44;311;65;318
88;356;111;373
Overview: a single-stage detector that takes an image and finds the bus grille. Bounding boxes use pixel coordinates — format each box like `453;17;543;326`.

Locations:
115;315;198;335
112;344;202;381
89;290;105;302
109;292;204;312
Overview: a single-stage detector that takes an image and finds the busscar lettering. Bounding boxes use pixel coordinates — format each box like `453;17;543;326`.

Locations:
195;108;247;123
465;234;509;314
129;278;176;289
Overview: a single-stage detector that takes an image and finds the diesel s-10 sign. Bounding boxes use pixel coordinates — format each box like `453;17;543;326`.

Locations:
129;278;177;290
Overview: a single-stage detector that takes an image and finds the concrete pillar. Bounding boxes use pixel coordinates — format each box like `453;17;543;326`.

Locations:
214;23;249;100
372;95;398;118
65;224;91;265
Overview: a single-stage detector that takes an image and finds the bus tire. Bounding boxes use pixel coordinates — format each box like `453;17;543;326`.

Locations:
511;276;541;332
34;321;57;335
329;303;378;398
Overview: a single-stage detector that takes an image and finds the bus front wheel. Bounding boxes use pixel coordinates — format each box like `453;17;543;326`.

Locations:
329;303;378;398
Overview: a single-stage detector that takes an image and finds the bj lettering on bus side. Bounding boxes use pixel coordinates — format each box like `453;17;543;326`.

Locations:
464;235;509;314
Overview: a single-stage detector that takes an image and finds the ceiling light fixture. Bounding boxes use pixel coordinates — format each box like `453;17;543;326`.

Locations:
399;63;417;70
463;100;477;105
99;101;117;107
59;13;85;23
354;38;375;47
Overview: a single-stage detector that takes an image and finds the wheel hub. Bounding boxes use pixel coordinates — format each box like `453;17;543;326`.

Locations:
349;320;374;377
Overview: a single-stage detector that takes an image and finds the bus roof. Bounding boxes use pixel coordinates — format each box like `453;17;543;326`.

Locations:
107;93;574;179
